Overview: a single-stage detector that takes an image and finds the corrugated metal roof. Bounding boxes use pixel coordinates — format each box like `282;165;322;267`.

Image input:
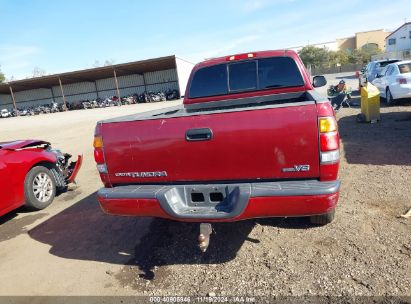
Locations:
0;55;177;94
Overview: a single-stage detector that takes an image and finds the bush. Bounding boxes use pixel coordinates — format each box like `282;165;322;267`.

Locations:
298;46;382;68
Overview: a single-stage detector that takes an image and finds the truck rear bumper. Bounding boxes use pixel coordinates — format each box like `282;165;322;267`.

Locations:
97;180;340;222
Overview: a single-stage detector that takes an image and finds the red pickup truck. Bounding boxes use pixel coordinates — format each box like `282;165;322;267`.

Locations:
94;50;340;250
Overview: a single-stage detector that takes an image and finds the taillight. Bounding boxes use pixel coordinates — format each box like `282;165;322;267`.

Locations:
320;131;339;152
94;148;105;164
397;78;407;84
319;117;340;181
321;150;340;163
93;124;107;173
93;136;103;149
319;117;337;133
226;53;256;61
96;164;108;174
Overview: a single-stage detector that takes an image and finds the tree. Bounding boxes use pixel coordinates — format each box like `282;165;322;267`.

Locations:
299;45;382;68
103;59;115;66
348;47;382;65
31;67;46;78
0;65;5;83
298;46;330;69
329;50;349;66
92;59;115;68
92;60;101;68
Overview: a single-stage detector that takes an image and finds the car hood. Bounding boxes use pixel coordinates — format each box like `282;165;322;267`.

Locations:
0;140;50;150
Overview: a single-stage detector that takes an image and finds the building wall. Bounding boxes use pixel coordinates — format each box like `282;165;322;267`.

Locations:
336;37;355;52
386;23;411;52
355;29;390;50
0;94;13;109
286;29;392;56
0;89;54;109
0;67;182;110
371;50;411;61
318;41;338;51
175;57;194;96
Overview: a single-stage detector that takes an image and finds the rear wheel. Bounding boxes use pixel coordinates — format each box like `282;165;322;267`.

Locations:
24;166;56;210
386;88;395;106
309;210;335;225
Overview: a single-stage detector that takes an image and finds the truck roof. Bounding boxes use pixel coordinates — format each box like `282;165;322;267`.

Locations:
196;49;299;69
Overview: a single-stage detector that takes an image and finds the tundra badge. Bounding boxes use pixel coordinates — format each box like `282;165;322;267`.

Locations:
115;171;167;178
282;165;310;172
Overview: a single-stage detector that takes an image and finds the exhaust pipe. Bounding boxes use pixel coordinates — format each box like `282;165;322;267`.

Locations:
198;223;212;252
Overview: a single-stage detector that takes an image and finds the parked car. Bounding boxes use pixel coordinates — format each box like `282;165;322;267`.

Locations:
0;140;82;217
371;60;411;105
359;59;401;87
1;109;11;118
94;50;340;251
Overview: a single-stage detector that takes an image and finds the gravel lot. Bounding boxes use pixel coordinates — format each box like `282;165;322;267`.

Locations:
0;73;410;299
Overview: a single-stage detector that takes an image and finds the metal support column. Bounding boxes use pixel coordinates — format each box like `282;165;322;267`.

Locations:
50;87;56;103
142;73;147;92
94;81;99;98
113;69;121;98
9;86;17;111
58;77;67;110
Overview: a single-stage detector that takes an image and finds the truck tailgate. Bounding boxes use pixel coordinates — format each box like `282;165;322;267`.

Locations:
102;103;320;184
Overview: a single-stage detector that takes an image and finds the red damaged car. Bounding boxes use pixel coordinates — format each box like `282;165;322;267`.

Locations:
0;140;82;217
94;50;340;251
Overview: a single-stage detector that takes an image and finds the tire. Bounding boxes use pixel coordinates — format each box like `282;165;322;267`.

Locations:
386;88;395;106
24;166;56;210
309;210;335;225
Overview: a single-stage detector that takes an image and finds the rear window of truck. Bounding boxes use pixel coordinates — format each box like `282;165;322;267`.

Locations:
189;57;305;98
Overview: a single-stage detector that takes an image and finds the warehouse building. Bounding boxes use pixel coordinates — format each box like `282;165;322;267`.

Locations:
0;55;194;110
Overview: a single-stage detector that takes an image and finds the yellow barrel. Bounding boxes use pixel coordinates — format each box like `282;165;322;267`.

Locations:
361;83;380;122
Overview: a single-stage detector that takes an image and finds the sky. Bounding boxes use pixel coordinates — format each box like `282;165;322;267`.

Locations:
0;0;410;80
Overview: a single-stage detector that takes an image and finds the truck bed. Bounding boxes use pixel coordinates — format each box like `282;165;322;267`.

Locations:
100;90;325;124
98;90;327;185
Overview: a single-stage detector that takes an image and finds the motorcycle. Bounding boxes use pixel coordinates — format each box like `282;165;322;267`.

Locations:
1;109;12;118
165;89;180;100
82;100;92;109
50;103;60;113
112;96;122;106
58;103;68;112
11;109;20;117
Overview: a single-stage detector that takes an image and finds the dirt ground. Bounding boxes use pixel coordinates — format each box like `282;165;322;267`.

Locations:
0;76;410;298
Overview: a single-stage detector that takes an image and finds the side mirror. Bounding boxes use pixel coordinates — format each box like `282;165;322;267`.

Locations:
360;68;365;73
312;75;327;88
